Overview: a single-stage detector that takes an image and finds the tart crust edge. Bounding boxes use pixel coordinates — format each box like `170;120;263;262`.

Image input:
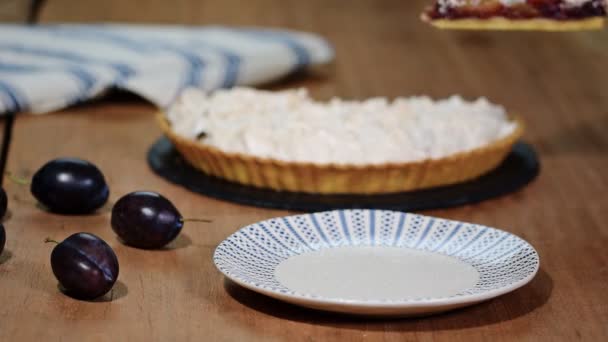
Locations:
157;113;525;195
421;13;605;31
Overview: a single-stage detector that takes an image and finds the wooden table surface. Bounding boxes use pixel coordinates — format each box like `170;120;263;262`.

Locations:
1;1;607;341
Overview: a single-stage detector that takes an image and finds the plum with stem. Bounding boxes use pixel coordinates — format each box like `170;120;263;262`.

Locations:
48;232;119;300
111;191;209;249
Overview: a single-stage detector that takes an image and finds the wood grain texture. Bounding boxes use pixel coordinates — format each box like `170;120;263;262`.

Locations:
1;0;607;341
0;0;32;22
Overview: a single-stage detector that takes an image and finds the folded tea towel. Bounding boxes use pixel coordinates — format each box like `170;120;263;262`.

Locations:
0;24;333;114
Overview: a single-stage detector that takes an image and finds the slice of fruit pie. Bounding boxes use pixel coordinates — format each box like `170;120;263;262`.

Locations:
422;0;606;30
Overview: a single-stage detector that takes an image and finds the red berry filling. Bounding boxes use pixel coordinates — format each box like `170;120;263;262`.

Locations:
427;0;606;20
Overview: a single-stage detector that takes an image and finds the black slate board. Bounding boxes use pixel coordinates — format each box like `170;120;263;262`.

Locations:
148;137;540;212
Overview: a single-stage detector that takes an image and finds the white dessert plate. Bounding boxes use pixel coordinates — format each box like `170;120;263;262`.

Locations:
214;209;539;316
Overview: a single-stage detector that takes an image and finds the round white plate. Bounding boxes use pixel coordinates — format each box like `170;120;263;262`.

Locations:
214;209;539;316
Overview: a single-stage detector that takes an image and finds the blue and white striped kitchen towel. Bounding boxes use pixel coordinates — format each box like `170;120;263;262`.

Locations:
0;24;333;114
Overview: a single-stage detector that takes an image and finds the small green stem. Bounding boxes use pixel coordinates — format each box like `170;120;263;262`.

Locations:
44;238;59;244
5;171;30;186
180;218;212;223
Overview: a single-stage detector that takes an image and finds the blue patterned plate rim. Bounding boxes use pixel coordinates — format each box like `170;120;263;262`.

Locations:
213;209;540;308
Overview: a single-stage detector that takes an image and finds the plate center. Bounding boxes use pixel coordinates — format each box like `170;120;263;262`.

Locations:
275;246;479;301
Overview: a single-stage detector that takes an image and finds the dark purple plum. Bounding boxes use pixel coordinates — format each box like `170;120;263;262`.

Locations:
31;158;109;214
0;223;5;256
0;187;6;219
49;233;119;300
111;191;184;249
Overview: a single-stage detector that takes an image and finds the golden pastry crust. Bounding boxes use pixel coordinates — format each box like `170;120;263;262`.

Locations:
158;113;524;194
421;13;605;31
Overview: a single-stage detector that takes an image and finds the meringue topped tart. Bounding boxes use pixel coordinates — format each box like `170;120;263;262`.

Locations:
160;88;523;194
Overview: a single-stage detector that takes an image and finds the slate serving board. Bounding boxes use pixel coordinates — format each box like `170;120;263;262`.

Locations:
148;137;540;212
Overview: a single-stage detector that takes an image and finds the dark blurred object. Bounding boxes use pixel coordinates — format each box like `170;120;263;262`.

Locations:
0;0;44;183
0;114;14;186
0;0;45;23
